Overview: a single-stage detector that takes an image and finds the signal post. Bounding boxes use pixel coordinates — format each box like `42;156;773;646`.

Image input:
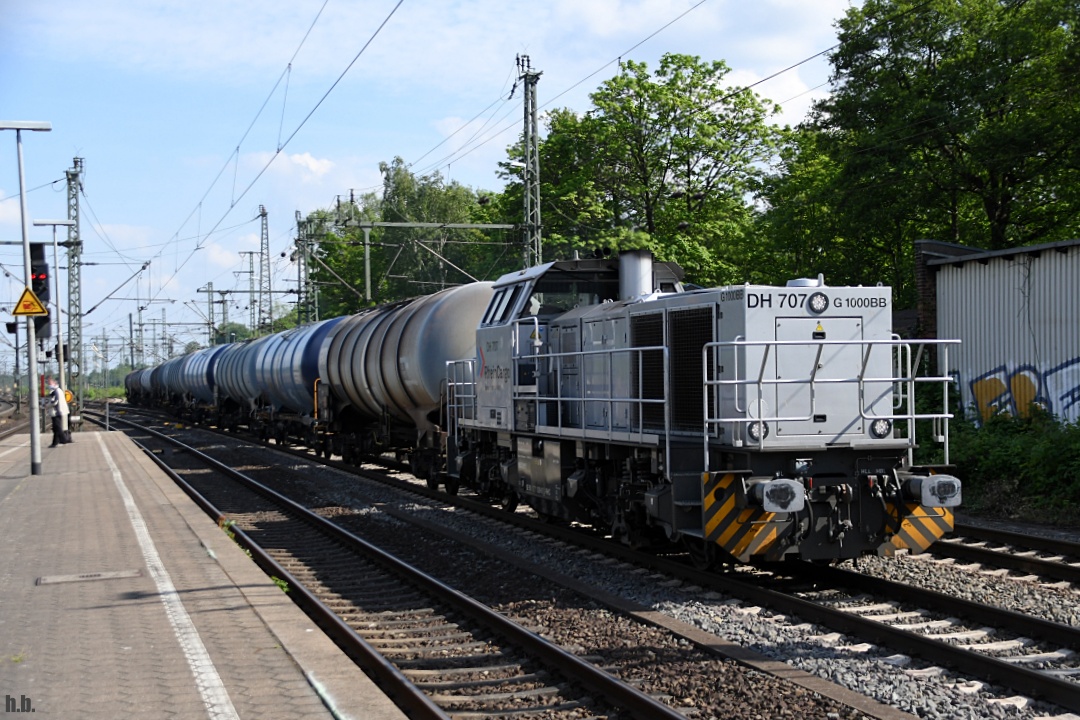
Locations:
1;120;52;475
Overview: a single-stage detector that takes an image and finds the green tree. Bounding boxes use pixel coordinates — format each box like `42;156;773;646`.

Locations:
757;127;925;300
310;159;519;314
815;0;1080;252
756;129;844;285
525;54;782;286
214;322;251;346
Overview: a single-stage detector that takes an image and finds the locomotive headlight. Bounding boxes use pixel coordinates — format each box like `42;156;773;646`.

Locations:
746;421;769;443
808;292;829;315
869;418;893;439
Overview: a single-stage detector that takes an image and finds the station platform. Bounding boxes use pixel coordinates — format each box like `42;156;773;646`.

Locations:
0;429;408;719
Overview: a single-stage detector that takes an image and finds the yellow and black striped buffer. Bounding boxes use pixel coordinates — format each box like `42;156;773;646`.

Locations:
888;504;954;553
702;472;783;561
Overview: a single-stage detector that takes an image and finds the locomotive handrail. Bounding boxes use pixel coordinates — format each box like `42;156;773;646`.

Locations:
511;344;673;479
511;315;543;358
449;342;673;475
446;358;478;439
701;337;959;466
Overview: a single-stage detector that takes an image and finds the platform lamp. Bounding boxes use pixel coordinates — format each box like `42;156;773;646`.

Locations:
33;218;75;436
1;120;51;475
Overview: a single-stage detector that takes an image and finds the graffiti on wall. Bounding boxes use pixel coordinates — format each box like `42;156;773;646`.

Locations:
970;357;1080;422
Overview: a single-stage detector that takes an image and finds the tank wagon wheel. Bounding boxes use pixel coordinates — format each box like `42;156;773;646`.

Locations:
809;558;837;567
443;474;460;496
425;469;440;492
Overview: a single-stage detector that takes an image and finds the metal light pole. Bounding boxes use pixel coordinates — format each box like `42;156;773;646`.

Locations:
1;120;52;475
33;219;75;435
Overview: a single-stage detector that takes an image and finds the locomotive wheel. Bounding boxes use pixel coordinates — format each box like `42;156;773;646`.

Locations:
684;537;718;571
500;491;519;512
426;472;440;491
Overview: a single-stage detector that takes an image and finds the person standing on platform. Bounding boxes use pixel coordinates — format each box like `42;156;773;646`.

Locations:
45;377;71;447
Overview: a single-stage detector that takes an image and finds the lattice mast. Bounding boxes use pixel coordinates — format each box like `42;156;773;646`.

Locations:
259;205;273;334
518;55;543;267
66;158;84;412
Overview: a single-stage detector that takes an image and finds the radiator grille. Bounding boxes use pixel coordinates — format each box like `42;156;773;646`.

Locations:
669;306;715;432
630;313;665;430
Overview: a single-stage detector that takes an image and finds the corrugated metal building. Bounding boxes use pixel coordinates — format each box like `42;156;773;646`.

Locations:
917;239;1080;424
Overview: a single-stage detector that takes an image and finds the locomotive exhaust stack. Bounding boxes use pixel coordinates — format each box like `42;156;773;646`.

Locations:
618;249;654;301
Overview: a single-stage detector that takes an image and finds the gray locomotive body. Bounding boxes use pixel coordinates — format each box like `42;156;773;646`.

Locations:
445;251;961;564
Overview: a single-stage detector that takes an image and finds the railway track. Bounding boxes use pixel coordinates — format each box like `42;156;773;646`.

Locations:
0;418;30;441
92;411;692;720
95;407;1080;717
93;410;889;720
927;524;1080;585
468;506;1080;715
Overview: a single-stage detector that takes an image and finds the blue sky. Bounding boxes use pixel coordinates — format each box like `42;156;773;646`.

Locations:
0;0;851;368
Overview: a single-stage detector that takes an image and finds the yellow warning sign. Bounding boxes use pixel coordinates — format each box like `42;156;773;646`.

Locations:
12;287;48;316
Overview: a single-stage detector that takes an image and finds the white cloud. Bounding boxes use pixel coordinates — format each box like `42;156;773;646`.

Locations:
204;241;247;272
282;152;335;182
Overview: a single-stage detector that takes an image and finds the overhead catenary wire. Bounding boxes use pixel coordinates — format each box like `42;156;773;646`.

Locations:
144;0;406;312
133;0;932;338
409;0;940;185
0;177;65;205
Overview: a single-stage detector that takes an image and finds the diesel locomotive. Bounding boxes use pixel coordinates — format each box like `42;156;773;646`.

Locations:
127;250;961;565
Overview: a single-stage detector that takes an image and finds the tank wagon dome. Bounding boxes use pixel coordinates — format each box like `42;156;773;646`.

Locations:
320;282;494;431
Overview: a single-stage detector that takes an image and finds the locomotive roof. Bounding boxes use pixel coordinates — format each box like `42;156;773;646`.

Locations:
492;256;684;289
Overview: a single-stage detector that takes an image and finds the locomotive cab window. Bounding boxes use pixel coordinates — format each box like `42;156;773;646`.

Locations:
481;288;507;325
524;275;618;317
482;283;528;326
